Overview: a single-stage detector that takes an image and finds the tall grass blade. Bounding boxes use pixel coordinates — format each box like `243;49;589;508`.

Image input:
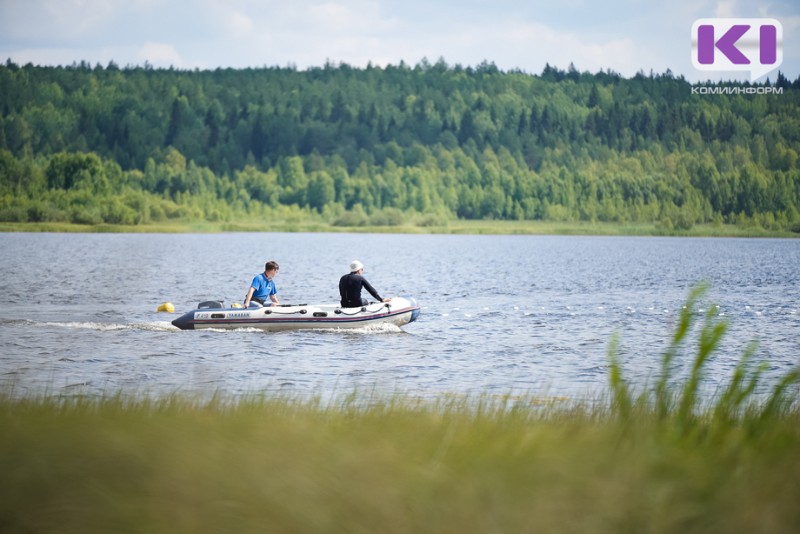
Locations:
607;333;631;419
656;282;709;419
713;341;759;422
677;305;728;427
758;369;800;422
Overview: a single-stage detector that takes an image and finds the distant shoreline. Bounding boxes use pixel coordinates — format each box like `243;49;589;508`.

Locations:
1;220;797;238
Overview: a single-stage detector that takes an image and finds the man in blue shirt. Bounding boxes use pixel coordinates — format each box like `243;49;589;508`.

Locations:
244;261;280;307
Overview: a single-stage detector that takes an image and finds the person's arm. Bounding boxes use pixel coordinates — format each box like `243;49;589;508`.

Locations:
268;281;280;306
361;278;387;302
244;286;256;307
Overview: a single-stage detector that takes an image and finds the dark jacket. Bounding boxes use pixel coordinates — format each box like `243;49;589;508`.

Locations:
339;272;382;308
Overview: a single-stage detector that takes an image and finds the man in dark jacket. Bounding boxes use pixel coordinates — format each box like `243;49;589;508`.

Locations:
339;260;392;308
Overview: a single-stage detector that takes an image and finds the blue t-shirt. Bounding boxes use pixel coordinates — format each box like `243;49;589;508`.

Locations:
250;272;277;300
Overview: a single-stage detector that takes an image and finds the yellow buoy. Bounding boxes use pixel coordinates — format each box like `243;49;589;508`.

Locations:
231;302;243;308
157;302;175;313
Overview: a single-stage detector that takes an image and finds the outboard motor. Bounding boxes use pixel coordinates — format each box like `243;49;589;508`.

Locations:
198;300;224;309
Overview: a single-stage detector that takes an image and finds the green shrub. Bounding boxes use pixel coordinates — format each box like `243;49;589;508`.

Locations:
369;207;406;226
0;206;28;222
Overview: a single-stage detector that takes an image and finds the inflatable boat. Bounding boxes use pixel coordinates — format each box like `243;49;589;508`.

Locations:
171;296;420;331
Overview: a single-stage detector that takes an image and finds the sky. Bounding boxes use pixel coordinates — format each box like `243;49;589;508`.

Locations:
1;0;798;83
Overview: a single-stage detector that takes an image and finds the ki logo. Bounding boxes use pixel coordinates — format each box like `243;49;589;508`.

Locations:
691;18;783;81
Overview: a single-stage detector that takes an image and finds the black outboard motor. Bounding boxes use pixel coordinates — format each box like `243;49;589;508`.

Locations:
197;300;224;309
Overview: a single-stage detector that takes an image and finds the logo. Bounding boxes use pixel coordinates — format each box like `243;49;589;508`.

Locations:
691;18;783;81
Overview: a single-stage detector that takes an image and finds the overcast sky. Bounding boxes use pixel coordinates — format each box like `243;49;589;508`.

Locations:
1;0;798;83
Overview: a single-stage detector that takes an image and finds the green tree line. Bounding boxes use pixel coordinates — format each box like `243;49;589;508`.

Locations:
1;59;799;230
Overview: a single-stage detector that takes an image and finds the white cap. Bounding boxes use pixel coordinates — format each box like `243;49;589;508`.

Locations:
349;260;364;272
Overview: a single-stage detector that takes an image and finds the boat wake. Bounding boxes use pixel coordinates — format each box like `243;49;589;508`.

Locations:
321;322;404;335
3;319;178;332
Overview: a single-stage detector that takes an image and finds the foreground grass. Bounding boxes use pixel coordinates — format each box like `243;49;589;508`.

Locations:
2;393;799;533
1;219;797;237
2;285;799;533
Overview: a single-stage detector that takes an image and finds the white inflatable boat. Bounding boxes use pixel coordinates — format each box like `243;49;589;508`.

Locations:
171;296;420;331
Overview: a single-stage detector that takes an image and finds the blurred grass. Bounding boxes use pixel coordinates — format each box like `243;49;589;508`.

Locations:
2;286;800;533
3;392;799;533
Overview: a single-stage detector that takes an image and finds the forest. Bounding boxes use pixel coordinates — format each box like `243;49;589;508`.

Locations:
1;59;799;231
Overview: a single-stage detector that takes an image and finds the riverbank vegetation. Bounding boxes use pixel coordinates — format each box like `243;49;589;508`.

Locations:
1;61;799;235
2;218;798;237
2;287;799;532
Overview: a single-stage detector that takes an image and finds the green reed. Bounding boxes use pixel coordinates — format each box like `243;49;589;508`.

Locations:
608;283;800;434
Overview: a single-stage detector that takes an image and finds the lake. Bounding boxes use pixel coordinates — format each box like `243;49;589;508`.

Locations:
1;232;798;401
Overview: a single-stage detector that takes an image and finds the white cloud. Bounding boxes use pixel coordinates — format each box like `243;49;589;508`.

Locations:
204;0;256;38
137;42;183;67
309;2;355;26
307;0;395;31
226;11;255;36
714;0;738;18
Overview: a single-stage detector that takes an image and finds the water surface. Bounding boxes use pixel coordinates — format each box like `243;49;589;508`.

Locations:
1;233;798;400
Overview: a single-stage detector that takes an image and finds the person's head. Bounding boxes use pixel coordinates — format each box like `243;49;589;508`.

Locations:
264;261;280;278
349;260;364;273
